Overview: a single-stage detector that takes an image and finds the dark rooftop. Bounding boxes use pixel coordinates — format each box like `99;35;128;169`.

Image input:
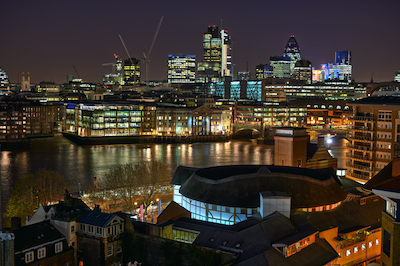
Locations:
173;165;346;208
348;96;400;105
76;210;117;227
14;221;65;252
292;196;383;233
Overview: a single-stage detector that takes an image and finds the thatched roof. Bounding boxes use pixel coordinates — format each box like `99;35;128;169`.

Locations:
174;165;347;208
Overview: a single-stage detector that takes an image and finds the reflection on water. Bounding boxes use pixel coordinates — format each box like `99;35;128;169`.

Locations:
0;134;347;214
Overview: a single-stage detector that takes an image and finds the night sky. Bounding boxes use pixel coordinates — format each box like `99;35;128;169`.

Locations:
2;0;399;84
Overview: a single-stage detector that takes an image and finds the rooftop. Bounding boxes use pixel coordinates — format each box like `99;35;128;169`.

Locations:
172;165;346;208
14;221;65;252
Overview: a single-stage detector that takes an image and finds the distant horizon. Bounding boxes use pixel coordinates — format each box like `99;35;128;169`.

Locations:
2;0;399;84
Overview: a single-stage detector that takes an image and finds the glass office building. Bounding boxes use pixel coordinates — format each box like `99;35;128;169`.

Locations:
168;54;196;84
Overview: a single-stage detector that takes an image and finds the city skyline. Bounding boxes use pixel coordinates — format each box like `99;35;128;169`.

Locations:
2;0;399;84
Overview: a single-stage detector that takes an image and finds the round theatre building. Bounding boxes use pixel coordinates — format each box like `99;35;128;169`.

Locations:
171;165;347;225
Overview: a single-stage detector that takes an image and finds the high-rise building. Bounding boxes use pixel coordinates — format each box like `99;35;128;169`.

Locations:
124;58;140;85
321;51;352;82
198;25;233;83
270;56;292;78
335;51;351;65
269;36;303;79
283;35;301;75
346;97;400;183
293;60;312;84
255;64;273;80
203;25;221;63
103;54;124;86
0;67;9;87
283;35;301;62
220;29;233;77
168;54;196;84
395;70;400;82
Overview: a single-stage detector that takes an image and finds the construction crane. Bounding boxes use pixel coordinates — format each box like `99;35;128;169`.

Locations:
142;16;164;85
73;66;81;79
102;54;120;73
118;34;134;66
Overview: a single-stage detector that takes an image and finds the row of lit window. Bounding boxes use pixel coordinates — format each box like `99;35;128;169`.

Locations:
301;202;341;212
343;239;379;257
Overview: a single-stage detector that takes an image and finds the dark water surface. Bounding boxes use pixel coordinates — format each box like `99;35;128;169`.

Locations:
0;134;347;214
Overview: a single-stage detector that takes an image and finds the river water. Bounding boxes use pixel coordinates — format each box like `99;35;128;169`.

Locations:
0;134;348;214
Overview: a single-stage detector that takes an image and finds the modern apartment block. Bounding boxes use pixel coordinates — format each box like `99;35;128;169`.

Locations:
346;97;400;183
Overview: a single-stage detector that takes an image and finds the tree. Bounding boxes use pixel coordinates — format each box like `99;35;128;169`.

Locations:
4;169;68;226
134;160;170;213
85;159;171;215
85;163;139;213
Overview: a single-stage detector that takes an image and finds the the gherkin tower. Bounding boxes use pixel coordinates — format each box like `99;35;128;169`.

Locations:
283;35;301;62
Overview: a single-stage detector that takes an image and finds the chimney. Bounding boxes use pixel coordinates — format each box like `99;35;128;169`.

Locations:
93;204;101;212
11;217;21;230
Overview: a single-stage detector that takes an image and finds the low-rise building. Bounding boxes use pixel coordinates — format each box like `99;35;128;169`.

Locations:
76;210;125;266
13;221;74;266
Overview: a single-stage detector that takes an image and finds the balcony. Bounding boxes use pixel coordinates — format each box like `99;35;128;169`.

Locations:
346;153;373;161
349;115;375;122
346;144;373;151
347;172;371;181
346;162;373;172
350;126;375;132
347;135;374;142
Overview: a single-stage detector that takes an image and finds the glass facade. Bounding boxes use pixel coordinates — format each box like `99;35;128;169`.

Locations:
246;81;262;101
168;54;196;84
270;56;292;78
181;195;258;225
264;83;366;101
174;186;257;225
230;81;241;100
124;58;140;85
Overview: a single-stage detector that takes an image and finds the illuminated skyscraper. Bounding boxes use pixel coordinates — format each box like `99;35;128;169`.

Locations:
293;60;312;84
103;54;124;86
255;64;273;80
321;51;352;82
124;58;140;85
283;35;301;75
220;29;233;77
335;51;351;65
283;35;301;62
395;70;400;82
269;36;301;78
203;25;221;63
0;67;9;87
198;25;233;83
270;56;292;78
168;54;196;84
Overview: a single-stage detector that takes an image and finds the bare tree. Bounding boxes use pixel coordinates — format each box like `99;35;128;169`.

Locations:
135;159;171;214
84;160;171;215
